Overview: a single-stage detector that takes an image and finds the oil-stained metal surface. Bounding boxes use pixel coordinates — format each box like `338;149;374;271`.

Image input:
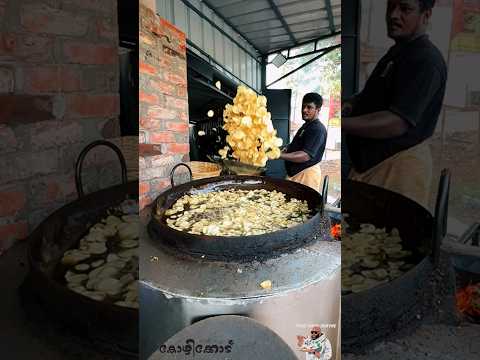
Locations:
139;193;341;359
141;208;340;298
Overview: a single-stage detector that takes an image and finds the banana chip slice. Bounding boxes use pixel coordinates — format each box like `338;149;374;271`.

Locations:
220;85;282;167
343;223;415;293
165;189;311;236
61;209;140;308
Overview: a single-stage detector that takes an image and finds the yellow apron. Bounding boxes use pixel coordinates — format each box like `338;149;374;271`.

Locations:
287;163;322;192
348;141;433;210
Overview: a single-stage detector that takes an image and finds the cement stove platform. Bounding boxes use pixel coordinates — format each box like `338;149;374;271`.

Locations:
140;206;341;299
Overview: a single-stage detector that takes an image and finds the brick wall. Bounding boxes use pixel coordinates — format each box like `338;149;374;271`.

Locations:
139;4;189;210
0;0;121;255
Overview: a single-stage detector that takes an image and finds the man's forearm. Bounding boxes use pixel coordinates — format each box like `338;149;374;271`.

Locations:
343;110;409;139
280;150;310;163
342;93;360;117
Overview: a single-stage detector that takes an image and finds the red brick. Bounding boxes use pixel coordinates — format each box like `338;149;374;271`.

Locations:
174;133;188;143
0;124;17;153
162;44;186;60
140;61;156;75
140;34;154;46
139;91;158;104
139;181;150;195
160;18;186;41
100;117;120;138
66;94;119;118
63;41;116;65
139;117;153;130
149;153;176;170
23;66;60;93
179;111;188;122
139;131;146;144
0;33;19;57
158;56;173;69
96;17;115;40
0;66;14;93
0;95;55;125
139;143;162;157
165;122;189;132
29;174;77;207
0;33;53;63
82;68;117;93
139;194;152;210
139;156;147;170
20;4;89;36
47;182;60;199
176;85;187;98
151;80;176;96
62;0;112;14
149;131;176;144
147;106;176;121
150;178;171;193
30;120;83;150
166;73;187;87
164;95;187;110
0;222;29;252
164;143;189;154
0;188;26;216
0;149;59;183
140;116;163;130
61;67;83;92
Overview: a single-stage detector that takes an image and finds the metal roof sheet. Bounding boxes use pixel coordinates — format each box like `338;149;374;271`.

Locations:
203;0;341;54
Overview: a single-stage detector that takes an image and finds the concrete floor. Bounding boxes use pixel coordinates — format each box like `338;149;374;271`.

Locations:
343;252;480;360
343;323;480;360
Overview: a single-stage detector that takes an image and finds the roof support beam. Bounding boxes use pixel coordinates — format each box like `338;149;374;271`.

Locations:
267;30;341;56
266;0;297;46
324;0;336;34
187;39;260;93
266;43;340;88
283;43;340;61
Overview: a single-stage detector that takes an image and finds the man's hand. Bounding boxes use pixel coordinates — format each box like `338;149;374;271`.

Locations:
280;150;310;163
342;95;358;117
343;110;409;139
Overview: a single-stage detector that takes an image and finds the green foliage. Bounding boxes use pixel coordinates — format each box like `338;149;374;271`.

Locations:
267;43;341;99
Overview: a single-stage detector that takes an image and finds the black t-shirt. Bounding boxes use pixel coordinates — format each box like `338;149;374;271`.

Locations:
346;35;447;173
285;119;327;177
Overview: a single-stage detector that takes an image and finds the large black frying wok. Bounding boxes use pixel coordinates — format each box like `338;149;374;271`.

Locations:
342;169;450;349
25;140;139;353
148;163;329;261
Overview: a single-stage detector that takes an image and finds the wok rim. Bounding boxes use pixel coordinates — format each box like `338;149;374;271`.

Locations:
152;175;322;240
149;175;324;259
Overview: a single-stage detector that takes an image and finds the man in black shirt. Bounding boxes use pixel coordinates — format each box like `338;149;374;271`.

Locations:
343;0;447;209
280;93;327;191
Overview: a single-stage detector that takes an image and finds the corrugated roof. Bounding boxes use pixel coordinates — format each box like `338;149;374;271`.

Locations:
203;0;341;54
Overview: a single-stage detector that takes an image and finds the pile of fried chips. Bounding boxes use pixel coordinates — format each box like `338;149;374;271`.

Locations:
218;85;282;167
